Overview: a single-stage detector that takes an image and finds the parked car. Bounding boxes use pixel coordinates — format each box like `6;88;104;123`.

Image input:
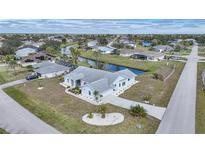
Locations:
26;74;39;80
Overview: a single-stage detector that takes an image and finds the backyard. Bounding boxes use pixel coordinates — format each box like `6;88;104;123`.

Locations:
4;78;159;134
196;62;205;133
0;65;30;84
120;61;185;107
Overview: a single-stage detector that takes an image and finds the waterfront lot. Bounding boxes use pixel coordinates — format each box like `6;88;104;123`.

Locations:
4;78;159;134
120;62;185;107
80;50;170;72
0;66;30;84
196;62;205;133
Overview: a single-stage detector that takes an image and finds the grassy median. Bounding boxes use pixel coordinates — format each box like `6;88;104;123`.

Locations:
196;62;205;133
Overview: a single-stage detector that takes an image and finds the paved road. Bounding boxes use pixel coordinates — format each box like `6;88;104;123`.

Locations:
156;44;198;134
0;79;27;89
0;80;60;134
102;95;166;120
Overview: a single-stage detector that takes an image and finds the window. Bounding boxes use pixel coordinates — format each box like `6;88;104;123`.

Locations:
119;83;121;87
89;91;91;95
71;79;74;86
122;82;126;86
128;78;130;81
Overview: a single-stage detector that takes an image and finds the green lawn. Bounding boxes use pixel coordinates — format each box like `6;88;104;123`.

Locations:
4;78;159;134
196;62;205;133
0;128;8;134
80;50;172;72
120;62;185;107
0;66;30;84
198;46;205;57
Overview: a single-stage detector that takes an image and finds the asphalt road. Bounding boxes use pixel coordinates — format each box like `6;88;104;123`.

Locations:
0;80;60;134
156;44;198;134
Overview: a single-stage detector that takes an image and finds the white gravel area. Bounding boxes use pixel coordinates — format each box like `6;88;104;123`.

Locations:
82;113;124;126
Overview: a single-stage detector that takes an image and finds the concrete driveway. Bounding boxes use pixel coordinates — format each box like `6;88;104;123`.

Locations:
156;44;198;134
102;95;166;120
0;80;60;134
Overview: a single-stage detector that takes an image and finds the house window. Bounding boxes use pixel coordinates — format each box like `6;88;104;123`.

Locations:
128;78;130;81
67;79;69;82
119;83;121;87
122;82;126;86
89;91;91;95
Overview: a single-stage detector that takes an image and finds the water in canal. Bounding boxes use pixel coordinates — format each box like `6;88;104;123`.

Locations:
78;57;144;75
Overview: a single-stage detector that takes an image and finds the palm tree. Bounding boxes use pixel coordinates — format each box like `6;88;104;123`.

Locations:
9;59;17;75
70;48;81;65
96;105;107;118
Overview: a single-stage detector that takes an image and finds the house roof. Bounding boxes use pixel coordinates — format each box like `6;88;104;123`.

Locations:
64;66;136;92
87;41;98;47
16;47;37;58
60;45;77;55
34;62;70;74
85;78;110;93
98;46;114;53
153;45;173;51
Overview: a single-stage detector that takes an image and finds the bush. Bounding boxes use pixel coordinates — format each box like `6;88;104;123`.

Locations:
129;105;147;118
69;87;81;94
143;95;152;101
153;73;164;81
87;112;93;119
96;105;107;118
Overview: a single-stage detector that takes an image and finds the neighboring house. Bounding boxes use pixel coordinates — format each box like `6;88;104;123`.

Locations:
98;46;115;54
87;41;98;48
63;66;136;102
0;42;3;47
153;45;174;52
119;36;136;48
22;40;45;48
130;51;164;61
48;35;65;41
15;47;38;59
202;70;205;90
33;61;70;78
120;49;145;57
60;45;78;56
142;42;152;47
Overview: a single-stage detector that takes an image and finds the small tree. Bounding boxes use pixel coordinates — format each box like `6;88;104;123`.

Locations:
143;95;152;102
129;105;147;118
97;105;107;118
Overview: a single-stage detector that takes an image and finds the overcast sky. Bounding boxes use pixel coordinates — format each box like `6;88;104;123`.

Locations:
0;19;205;34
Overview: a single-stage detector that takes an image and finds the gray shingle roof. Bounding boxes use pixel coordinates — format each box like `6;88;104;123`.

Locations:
85;78;110;93
34;62;70;74
16;47;37;58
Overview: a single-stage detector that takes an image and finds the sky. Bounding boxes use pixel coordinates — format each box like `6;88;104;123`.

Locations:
0;19;205;34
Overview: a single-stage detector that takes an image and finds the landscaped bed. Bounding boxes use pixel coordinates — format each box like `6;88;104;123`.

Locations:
196;62;205;133
4;78;159;134
0;66;30;84
120;62;185;107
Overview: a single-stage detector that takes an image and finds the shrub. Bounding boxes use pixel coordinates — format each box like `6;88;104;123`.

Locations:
129;105;147;118
143;95;152;101
96;105;107;118
153;73;164;81
87;112;93;119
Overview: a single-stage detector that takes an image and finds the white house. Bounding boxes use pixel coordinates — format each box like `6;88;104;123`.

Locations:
15;47;38;59
63;66;136;102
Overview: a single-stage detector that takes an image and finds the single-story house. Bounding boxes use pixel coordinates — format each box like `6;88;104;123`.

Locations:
130;51;164;61
15;47;38;59
142;42;152;47
87;41;98;48
120;49;145;57
153;45;174;52
22;40;45;48
98;46;115;54
48;35;65;41
33;61;70;78
202;70;205;90
21;52;52;64
63;66;136;102
60;45;78;56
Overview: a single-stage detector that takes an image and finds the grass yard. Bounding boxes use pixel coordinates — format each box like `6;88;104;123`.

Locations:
198;46;205;57
0;66;30;84
196;63;205;133
80;50;172;73
0;128;8;134
120;62;185;107
4;78;159;134
78;61;91;67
